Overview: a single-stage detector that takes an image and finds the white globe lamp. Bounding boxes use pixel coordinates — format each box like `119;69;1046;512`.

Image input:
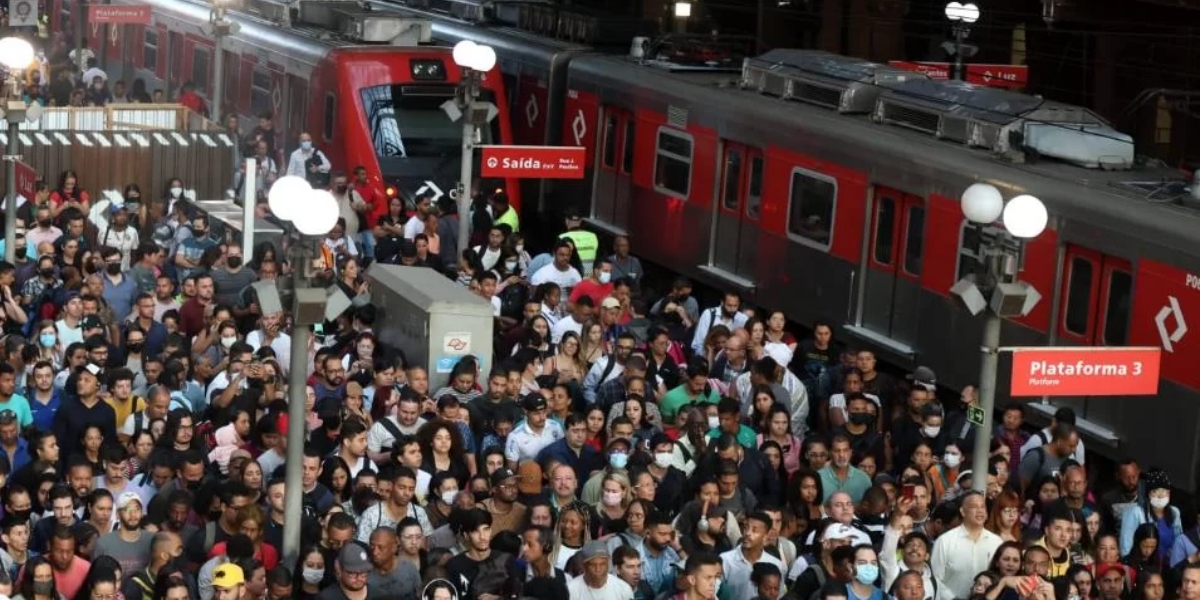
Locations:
294;189;339;236
473;46;497;72
268;175;311;222
945;1;980;22
961;183;1004;224
452;40;477;68
1002;194;1048;239
0;37;34;71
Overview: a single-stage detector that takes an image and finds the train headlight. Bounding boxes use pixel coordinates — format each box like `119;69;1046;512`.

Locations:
411;59;446;81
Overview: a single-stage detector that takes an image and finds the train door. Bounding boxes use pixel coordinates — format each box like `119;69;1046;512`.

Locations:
861;187;925;348
1053;245;1133;423
706;142;762;280
593;106;634;230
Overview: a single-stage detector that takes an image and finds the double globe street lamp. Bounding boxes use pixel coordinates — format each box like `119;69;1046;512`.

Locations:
954;182;1047;492
265;174;339;566
944;2;980;81
0;36;41;262
449;40;497;258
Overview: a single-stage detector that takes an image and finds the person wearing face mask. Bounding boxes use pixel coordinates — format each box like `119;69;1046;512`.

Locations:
569;257;616;308
646;433;686;517
580;437;634;505
287;132;332;187
927;442;965;502
98;246;138;323
1120;468;1181;559
210;245;256;308
95;203;140;271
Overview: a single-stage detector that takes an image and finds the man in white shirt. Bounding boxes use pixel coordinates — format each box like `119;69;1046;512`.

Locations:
473;225;505;272
530;240;582;293
721;511;786;600
285;132;332;185
691;292;749;355
930;491;1002;600
505;394;564;468
567;541;635;600
550;296;594;345
403;193;434;240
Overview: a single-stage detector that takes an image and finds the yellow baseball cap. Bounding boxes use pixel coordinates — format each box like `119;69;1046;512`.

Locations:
213;564;245;588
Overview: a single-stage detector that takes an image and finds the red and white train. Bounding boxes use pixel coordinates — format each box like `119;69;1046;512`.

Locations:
46;0;522;209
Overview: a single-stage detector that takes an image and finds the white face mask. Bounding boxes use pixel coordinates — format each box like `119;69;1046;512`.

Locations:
169;187;183;198
515;244;524;254
707;416;720;430
534;363;544;377
602;491;623;507
598;271;612;284
943;452;962;468
221;336;236;349
1150;495;1170;509
441;490;458;505
505;260;518;271
922;426;941;438
654;452;673;468
302;567;324;585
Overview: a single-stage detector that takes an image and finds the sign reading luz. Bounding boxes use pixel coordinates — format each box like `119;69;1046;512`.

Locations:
1009;347;1162;397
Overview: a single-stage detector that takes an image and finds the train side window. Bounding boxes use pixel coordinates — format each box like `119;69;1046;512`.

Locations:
654;127;692;198
192;49;210;96
143;29;158;73
873;197;895;264
745;156;763;220
1064;257;1095;336
322;93;336;142
786;167;836;250
903;204;925;276
722;148;742;211
251;68;272;118
621;119;635;174
1102;269;1133;345
601;113;617;169
169;32;183;76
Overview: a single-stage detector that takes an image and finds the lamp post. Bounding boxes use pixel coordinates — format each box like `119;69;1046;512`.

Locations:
266;174;339;566
944;2;979;81
204;0;239;123
0;37;37;263
450;40;496;258
954;183;1047;492
673;2;692;33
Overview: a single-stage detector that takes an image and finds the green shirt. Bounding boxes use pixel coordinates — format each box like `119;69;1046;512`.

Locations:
818;464;873;504
495;206;520;233
660;384;719;422
707;424;757;449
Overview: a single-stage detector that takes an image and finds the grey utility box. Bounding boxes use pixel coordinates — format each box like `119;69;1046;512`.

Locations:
366;264;495;390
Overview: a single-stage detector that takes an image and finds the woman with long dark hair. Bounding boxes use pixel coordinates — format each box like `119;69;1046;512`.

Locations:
49;169;90;219
293;544;325;600
157;408;202;453
417;420;469;488
15;555;63;600
150;572;191;600
1122;523;1162;575
318;457;352;506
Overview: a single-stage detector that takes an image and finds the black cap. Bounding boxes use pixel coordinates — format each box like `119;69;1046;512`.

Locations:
565;209;582;221
489;467;517;487
521;393;547;412
81;315;104;330
0;410;17;425
399;239;417;258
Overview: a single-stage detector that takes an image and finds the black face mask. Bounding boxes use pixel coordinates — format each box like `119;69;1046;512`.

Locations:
8;509;30;522
184;479;201;491
37;219;51;228
335;185;348;194
848;413;875;426
13;247;25;257
106;263;122;275
227;257;243;269
472;491;490;503
126;342;144;354
38;267;54;278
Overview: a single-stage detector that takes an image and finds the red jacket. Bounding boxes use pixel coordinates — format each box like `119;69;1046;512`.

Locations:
179;91;208;117
355;180;389;227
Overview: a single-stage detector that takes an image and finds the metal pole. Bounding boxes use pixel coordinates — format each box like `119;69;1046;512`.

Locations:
4;119;17;263
241;157;255;258
211;19;224;123
953;27;966;80
281;246;309;567
970;310;1002;492
74;1;87;74
455;70;476;258
756;0;766;54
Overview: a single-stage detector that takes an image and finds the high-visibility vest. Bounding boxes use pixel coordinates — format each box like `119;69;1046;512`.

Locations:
495;206;520;233
561;229;598;274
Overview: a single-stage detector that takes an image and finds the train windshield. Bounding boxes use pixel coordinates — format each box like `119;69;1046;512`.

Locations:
360;84;499;159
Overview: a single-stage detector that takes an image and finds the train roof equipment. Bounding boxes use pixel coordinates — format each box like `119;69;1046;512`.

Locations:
741;48;1136;171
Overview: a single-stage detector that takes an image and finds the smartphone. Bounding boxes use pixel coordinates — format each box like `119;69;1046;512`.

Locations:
902;484;915;501
312;323;324;336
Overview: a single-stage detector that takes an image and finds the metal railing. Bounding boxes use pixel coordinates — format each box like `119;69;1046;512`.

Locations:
0;103;222;131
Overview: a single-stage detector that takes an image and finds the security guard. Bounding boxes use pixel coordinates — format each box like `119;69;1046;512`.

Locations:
560;210;598;277
490;190;520;234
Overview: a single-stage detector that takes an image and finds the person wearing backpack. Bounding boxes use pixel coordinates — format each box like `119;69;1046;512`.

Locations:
1019;406;1086;466
1017;422;1079;493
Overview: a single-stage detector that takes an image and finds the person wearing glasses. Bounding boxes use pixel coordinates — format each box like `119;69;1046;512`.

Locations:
324;543;373;600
